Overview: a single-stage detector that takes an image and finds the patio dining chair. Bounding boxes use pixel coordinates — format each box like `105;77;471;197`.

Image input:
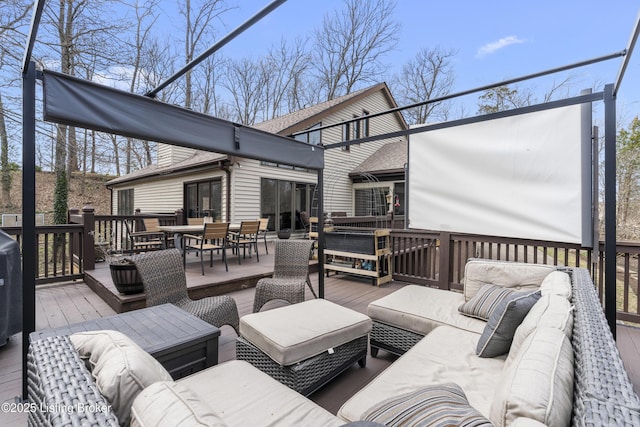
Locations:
184;222;230;275
252;239;315;313
130;248;239;334
229;220;260;264
124;220;165;255
258;217;270;254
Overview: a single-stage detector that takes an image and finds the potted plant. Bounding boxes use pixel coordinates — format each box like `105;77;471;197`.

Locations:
92;232;144;295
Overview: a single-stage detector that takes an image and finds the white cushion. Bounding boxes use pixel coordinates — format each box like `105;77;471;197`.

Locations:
368;285;486;336
239;299;371;365
179;360;342;427
539;271;572;299
131;381;227;427
338;326;506;422
490;328;574;427
70;330;173;426
463;259;555;302
506;293;574;367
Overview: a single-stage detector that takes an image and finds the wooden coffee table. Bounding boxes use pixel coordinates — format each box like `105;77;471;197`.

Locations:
30;303;220;379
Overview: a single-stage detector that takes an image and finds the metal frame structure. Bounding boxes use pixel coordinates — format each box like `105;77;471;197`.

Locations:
19;0;639;401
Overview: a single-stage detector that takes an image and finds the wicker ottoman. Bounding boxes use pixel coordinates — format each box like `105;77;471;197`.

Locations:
236;299;372;396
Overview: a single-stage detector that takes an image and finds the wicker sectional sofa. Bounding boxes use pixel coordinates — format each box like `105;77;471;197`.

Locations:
338;259;640;426
27;259;640;426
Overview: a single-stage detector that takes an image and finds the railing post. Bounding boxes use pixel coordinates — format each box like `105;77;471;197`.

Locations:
82;205;95;270
175;208;184;225
68;208;79;223
438;231;451;290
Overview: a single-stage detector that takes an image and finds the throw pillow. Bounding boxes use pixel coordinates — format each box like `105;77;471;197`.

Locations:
131;381;227;427
459;284;516;321
476;290;542;358
70;330;173;426
362;383;493;427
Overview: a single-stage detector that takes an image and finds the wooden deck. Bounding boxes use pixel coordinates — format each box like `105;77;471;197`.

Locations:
1;261;640;425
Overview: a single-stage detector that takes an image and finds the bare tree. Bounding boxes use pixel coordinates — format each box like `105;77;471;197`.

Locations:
0;0;32;207
393;47;457;125
179;0;231;109
222;57;267;125
262;38;311;119
312;0;399;100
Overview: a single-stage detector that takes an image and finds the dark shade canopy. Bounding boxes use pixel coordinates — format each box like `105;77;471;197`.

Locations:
43;70;324;170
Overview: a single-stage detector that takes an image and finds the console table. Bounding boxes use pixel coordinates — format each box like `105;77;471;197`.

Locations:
30;303;220;379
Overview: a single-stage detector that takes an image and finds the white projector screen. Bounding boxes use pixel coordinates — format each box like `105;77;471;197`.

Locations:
408;104;590;244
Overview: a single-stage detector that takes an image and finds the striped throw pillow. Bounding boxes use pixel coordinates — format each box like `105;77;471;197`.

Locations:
459;284;515;321
362;383;493;427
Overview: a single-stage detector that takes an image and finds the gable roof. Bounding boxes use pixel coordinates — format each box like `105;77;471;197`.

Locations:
254;82;407;136
107;150;227;186
351;140;407;176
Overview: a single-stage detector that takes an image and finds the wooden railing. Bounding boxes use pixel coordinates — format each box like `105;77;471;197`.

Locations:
5;210;639;323
2;224;85;285
388;228;639;324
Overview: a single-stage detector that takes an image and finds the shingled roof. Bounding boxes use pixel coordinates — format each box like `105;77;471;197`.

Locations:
351;140;407;176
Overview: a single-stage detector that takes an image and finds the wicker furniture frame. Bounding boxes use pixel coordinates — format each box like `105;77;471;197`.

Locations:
131;249;240;334
25;268;640;426
237;335;367;396
252;239;316;312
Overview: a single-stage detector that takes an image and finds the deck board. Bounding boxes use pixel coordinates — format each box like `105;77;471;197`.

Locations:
1;269;640;425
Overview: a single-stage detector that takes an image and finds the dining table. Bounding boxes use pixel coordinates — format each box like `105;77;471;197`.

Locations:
158;223;240;256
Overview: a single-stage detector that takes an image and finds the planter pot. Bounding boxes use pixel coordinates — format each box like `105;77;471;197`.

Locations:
109;262;144;294
277;229;291;239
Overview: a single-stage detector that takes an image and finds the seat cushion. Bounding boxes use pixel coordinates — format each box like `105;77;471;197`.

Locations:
239;299;371;365
131;381;227;427
490;328;574;427
463;259;555;302
179;360;342;427
362;383;493;427
368;285;486;336
70;330;173;426
338;326;506;422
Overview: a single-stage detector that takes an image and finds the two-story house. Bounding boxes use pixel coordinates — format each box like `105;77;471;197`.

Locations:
106;82;408;233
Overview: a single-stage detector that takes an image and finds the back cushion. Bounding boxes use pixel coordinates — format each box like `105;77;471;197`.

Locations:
463;259;556;302
70;330;173;426
539;271;572;300
490;328;574;427
131;381;227;427
506;294;574;366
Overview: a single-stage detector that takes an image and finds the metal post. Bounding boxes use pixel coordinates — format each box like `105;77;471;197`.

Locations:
603;83;617;338
317;169;324;298
22;60;37;399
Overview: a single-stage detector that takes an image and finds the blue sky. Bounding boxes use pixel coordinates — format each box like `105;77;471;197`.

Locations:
183;0;640;123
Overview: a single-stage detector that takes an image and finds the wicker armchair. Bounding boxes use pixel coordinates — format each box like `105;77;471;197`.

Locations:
252;239;315;313
130;249;239;334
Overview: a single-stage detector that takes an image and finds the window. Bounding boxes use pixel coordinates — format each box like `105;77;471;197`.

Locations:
354;188;389;216
261;178;312;232
184;179;222;220
117;189;134;215
363;110;370;137
293;122;321;145
354;114;361;140
342;121;351;152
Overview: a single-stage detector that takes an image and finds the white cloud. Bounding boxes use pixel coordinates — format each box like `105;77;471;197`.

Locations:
476;35;526;58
